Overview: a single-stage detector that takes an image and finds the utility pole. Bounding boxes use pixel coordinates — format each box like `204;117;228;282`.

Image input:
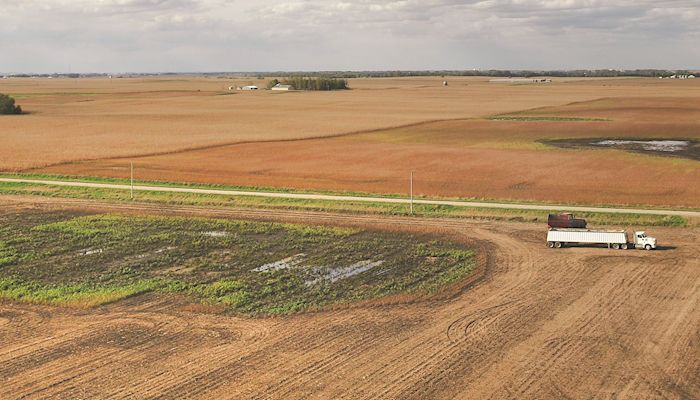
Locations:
130;162;134;200
410;171;414;215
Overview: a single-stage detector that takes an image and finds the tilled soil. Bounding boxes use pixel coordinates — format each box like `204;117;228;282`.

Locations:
1;197;698;399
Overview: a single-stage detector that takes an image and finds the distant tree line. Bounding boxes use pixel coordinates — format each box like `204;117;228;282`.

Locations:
266;79;281;89
0;94;22;115
267;77;349;90
3;69;695;80
259;69;691;79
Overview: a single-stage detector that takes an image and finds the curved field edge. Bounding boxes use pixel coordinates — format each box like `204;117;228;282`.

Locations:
0;211;476;315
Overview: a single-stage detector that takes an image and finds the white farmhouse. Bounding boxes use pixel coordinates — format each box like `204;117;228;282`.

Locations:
271;83;292;91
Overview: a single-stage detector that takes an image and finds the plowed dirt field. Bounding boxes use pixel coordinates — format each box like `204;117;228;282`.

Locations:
1;196;698;399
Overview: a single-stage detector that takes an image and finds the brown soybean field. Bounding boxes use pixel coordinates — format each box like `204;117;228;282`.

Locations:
42;97;700;208
2;76;697;207
2;75;604;170
1;76;700;399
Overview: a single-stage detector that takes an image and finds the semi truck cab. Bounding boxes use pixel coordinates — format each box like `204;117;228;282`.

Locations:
634;231;657;250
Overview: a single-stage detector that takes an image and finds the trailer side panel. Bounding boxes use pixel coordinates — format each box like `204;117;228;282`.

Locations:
547;230;627;245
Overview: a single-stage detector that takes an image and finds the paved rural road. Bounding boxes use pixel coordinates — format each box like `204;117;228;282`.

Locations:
1;177;698;217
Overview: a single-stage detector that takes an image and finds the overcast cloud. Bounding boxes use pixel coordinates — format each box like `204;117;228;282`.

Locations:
1;0;698;73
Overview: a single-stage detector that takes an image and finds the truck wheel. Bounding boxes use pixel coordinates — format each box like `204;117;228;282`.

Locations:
645;244;652;250
547;241;554;248
621;243;628;250
554;242;562;248
612;243;620;250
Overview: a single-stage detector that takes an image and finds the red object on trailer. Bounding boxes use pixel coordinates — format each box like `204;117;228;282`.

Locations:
548;213;587;229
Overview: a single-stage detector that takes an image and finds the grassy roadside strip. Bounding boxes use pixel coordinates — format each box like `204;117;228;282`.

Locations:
0;180;692;227
2;172;698;212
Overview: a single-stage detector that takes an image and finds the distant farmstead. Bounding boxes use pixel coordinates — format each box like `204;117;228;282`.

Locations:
271;83;293;91
490;78;551;84
667;74;695;80
238;85;259;91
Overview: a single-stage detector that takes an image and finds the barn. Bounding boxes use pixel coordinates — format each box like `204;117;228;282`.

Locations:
271;83;292;91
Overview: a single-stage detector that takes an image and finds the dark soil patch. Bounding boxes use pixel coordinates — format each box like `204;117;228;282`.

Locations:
0;209;475;314
542;138;700;161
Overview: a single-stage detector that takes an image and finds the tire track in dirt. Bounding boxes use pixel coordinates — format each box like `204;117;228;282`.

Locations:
430;244;688;397
141;313;405;399
335;226;541;399
480;250;698;399
0;299;179;369
44;329;208;399
2;296;274;399
111;315;349;398
6;316;184;398
92;310;273;399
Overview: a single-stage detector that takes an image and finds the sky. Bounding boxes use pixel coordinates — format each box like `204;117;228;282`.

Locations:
1;0;699;73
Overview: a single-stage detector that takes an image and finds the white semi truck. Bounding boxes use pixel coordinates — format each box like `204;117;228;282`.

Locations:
547;229;656;250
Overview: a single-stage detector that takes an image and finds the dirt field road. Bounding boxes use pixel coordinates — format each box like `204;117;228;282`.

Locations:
2;177;699;217
1;196;698;399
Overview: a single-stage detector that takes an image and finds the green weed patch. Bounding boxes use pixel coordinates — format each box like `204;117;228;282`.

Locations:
0;210;475;315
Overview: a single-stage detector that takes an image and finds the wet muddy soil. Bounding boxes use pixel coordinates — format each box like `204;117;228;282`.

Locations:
542;138;700;160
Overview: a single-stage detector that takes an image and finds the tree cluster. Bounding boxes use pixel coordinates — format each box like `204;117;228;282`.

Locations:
0;94;22;115
280;77;348;90
266;79;281;89
252;69;690;79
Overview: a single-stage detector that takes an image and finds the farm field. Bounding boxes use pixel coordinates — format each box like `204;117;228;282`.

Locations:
4;1;700;398
0;208;474;314
0;197;698;399
40;96;700;208
0;76;697;172
2;75;699;399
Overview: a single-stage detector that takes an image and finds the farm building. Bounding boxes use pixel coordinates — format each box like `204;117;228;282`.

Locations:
238;85;259;91
490;78;551;84
271;83;293;91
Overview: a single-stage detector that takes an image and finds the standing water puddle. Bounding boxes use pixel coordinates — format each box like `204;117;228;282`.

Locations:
542;138;699;160
202;231;229;237
253;255;384;285
306;260;384;286
593;140;689;152
254;254;306;272
79;248;103;256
